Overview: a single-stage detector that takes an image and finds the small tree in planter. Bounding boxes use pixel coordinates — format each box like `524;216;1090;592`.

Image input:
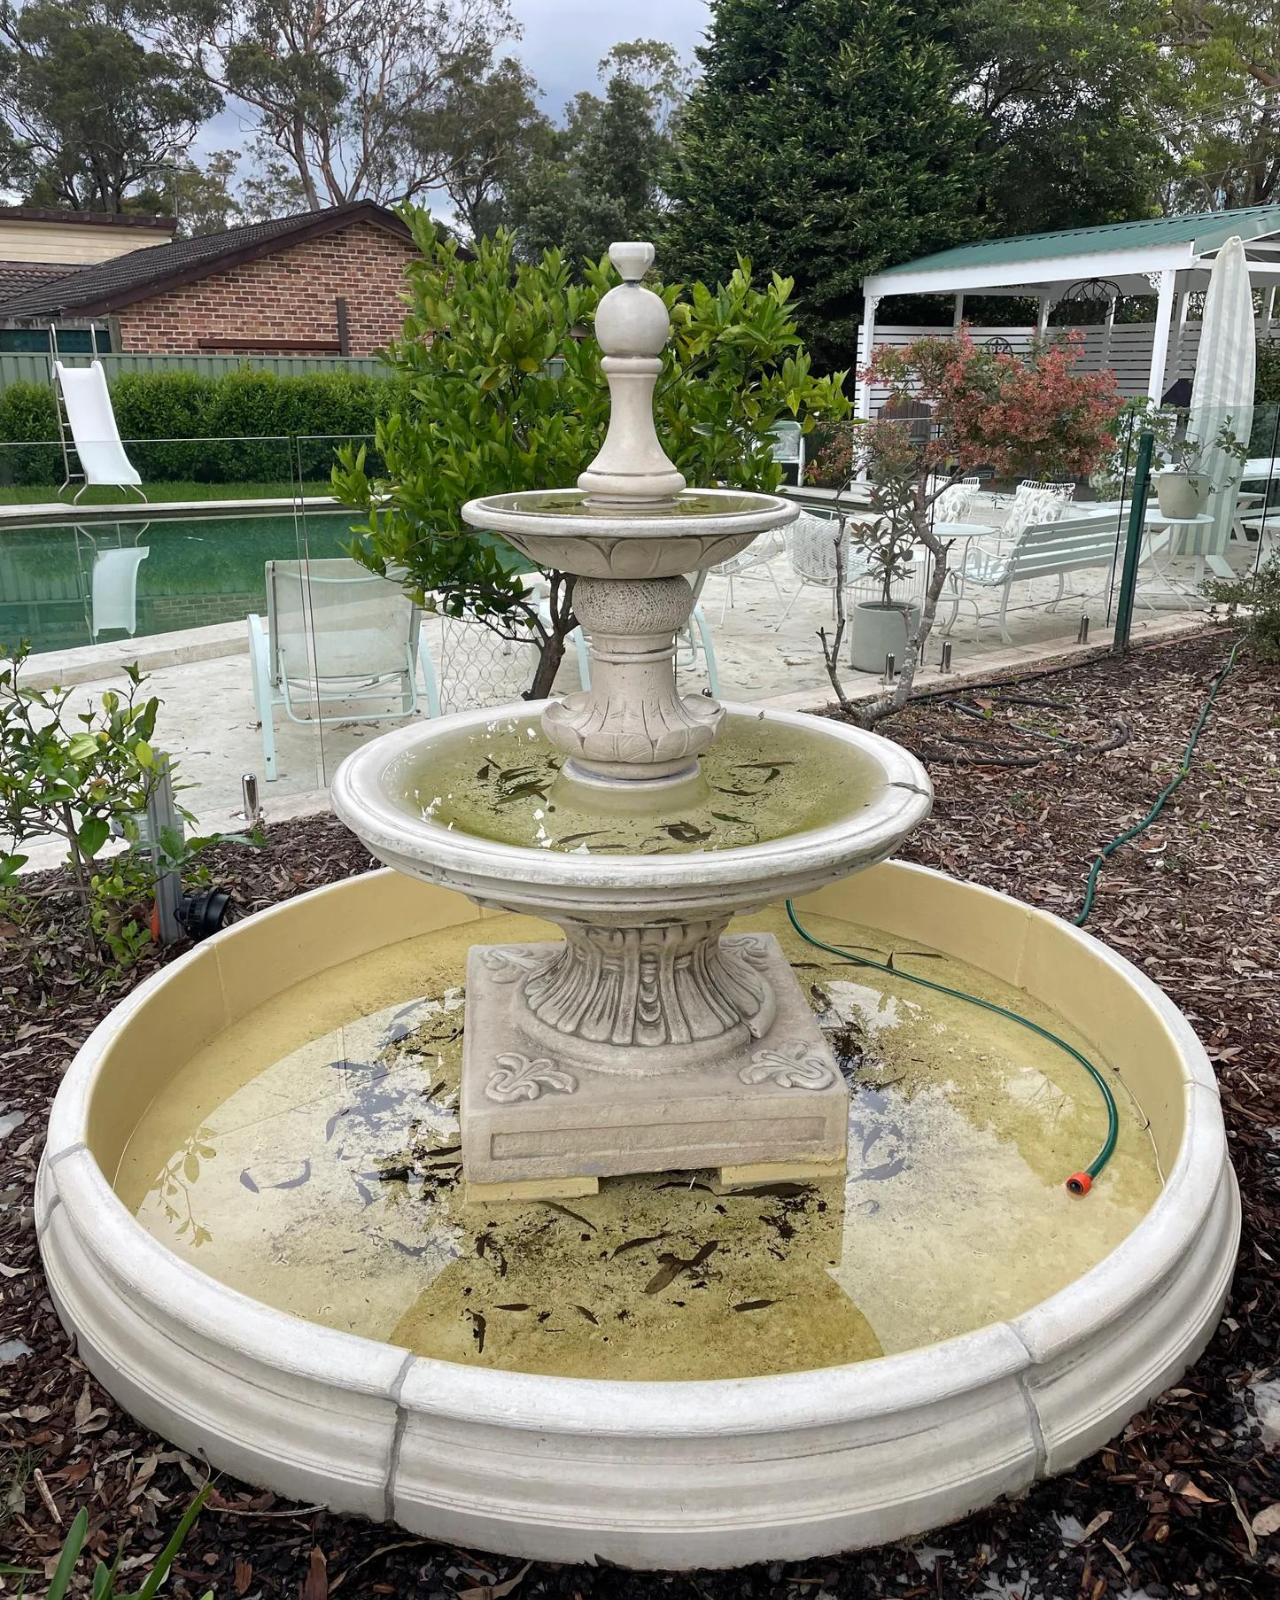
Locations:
333;213;849;699
1153;417;1248;519
821;329;1118;725
844;419;925;674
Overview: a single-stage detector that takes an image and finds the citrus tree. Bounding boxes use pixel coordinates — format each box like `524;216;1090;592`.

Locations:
332;209;850;698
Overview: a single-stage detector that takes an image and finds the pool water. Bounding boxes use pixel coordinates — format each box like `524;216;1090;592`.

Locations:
0;511;530;657
115;905;1162;1382
0;513;357;656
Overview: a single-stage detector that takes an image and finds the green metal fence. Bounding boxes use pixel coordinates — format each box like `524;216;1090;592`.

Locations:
0;351;389;389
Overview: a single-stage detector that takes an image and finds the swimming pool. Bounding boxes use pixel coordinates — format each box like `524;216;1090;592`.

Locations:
0;507;526;657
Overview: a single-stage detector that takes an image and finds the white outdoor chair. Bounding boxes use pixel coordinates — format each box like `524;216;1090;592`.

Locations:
768;420;806;485
427;605;543;714
773;510;915;630
248;558;439;781
90;545;149;637
943;511;1116;643
54;360;145;503
931;477;982;522
1017;478;1076;500
709;525;787;622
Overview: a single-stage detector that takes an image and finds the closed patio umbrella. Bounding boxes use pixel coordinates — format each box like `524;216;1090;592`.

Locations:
1187;235;1255;574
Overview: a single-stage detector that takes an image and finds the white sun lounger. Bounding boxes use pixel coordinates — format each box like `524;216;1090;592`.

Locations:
248;558;440;781
54;360;146;503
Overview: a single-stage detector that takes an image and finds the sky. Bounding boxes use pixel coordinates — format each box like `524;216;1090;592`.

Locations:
506;0;711;117
194;1;713;172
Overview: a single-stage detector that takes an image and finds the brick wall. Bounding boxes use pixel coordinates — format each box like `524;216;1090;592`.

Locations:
115;221;416;357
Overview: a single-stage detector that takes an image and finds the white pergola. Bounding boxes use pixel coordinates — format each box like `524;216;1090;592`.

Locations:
857;205;1280;416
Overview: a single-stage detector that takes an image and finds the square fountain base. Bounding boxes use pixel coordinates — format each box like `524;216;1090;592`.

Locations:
461;935;848;1194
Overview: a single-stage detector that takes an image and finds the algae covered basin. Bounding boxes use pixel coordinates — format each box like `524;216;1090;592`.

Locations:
385;712;886;854
112;904;1162;1382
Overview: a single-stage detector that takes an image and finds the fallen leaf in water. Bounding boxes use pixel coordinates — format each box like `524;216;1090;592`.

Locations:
644;1240;718;1295
611;1232;669;1258
540;1202;596;1230
732;1298;778;1312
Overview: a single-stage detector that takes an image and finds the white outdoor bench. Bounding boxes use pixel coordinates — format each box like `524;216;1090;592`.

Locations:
942;511;1120;642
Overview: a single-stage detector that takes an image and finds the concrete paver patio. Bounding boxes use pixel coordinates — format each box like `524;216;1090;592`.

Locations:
13;532;1242;872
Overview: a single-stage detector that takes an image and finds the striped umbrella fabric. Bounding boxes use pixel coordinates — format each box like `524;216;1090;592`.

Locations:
1184;237;1256;557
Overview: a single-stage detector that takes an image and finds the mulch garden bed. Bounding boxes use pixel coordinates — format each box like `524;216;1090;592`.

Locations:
1;627;1276;1598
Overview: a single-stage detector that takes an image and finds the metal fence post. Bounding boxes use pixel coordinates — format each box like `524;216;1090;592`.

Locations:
1112;430;1154;654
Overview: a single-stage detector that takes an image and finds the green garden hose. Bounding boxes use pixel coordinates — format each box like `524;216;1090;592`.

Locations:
785;639;1241;1196
1072;641;1241;927
783;899;1118;1195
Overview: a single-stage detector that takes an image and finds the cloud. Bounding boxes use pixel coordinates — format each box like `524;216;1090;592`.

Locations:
506;0;709;120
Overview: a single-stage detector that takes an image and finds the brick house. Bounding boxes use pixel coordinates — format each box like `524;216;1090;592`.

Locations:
0;202;420;356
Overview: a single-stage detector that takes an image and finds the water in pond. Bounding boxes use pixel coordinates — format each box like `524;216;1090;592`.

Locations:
389;712;887;853
115;905;1162;1381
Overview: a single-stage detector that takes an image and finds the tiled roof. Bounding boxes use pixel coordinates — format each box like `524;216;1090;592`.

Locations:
0;261;79;298
0;201;412;320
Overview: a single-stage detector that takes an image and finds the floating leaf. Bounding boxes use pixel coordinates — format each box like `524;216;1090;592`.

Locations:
644;1241;718;1295
611;1232;670;1258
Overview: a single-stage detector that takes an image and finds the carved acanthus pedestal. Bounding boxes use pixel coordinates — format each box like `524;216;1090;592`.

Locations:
542;575;724;782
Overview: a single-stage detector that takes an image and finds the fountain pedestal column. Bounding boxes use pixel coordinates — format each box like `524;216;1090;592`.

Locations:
542;575;723;783
460;924;848;1196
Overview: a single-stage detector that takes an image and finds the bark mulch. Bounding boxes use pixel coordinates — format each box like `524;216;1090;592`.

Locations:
1;627;1276;1598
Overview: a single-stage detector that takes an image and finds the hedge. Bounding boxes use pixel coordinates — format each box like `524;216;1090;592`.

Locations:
0;367;408;487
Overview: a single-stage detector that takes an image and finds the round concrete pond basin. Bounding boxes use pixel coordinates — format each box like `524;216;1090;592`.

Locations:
37;862;1237;1567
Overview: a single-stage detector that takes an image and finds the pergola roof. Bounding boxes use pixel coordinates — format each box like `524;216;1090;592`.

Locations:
863;205;1280;300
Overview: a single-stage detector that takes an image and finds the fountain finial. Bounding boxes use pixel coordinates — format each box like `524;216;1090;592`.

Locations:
577;241;687;503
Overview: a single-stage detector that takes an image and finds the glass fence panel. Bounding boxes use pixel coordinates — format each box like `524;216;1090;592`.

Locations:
293;434;439;788
0;437;331;856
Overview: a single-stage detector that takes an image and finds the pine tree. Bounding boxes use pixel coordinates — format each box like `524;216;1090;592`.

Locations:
661;0;988;367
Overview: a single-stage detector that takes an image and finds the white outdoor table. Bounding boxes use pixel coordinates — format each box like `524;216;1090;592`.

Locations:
1142;509;1227;579
929;520;999;541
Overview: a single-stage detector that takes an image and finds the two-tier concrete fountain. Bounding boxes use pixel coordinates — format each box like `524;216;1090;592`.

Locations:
331;241;930;1200
36;242;1238;1568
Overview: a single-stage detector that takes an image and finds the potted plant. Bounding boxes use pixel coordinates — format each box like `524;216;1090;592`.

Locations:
848;490;920;673
1154;418;1248;519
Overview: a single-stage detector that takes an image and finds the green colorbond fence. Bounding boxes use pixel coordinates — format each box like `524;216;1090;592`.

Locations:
0;351;388;389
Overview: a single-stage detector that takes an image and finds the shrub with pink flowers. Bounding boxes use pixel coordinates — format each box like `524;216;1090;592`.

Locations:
863;327;1120;483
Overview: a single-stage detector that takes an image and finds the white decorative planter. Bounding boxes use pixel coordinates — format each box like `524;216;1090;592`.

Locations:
851;601;921;674
1155;469;1210;521
38;864;1237;1569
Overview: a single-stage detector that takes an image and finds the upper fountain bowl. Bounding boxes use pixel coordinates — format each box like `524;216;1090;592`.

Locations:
461;486;797;580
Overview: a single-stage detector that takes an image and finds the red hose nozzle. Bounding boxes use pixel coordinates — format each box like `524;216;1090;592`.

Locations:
1066;1172;1092;1196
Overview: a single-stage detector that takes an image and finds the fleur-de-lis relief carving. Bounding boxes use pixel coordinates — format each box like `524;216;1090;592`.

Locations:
485;1052;578;1104
739;1040;837;1091
479;948;555;985
721;933;772;969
